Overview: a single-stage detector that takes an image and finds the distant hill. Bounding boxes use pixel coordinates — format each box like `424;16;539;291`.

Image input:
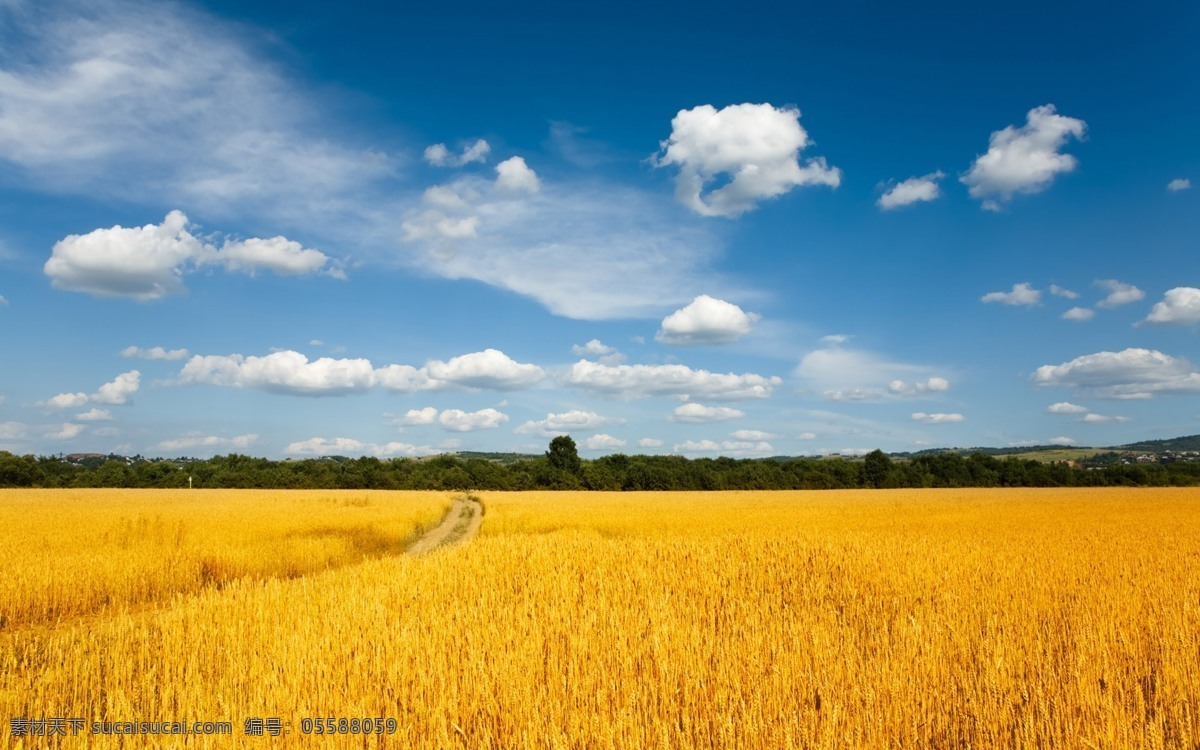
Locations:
891;445;1093;459
450;451;540;464
1117;435;1200;452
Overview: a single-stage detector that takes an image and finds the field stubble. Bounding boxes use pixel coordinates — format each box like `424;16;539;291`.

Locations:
1;488;1198;748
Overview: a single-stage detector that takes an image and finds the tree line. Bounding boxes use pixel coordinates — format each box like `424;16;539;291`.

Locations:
2;438;1198;491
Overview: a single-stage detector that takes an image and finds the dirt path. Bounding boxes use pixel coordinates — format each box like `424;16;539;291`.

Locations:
406;494;483;555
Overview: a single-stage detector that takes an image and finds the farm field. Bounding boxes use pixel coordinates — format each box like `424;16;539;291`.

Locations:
2;488;1199;748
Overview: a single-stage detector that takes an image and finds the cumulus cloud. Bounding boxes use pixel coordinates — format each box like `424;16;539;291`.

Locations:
571;339;625;364
1033;348;1200;398
156;433;258;452
670;403;745;423
494;156;540;193
424;139;491;167
122;345;189;361
90;370;141;405
1144;287;1200;325
50;370;143;409
673;439;774;456
911;412;965;424
877;171;944;210
437;408;509;432
638;438;663;448
584;434;626;450
961;104;1086;210
1063;307;1095;321
1167;178;1191;192
567;360;780;400
179;351;375;396
1095;279;1144;309
44;212;336;299
515;410;619;436
656;295;760;345
284;437;441;458
74;408;113;422
212;236;337;277
981;282;1040;306
1049;436;1077;446
48;423;86;440
730;429;777;441
421;349;545;391
45;392;89;409
398;407;439;425
1047;402;1089;414
1081;413;1130;424
1049;284;1079;299
179;348;542;396
651;103;840;218
888;377;950;397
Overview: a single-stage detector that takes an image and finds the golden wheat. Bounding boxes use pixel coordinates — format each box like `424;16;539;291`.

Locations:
2;488;1198;748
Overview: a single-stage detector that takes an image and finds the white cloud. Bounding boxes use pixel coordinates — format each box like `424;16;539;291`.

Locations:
48;423;86;441
91;370;140;405
571;339;625;365
877;171;944;210
45;392;89;409
424;139;491;167
567;360;780;400
1049;436;1077;446
673;439;775;456
283;437;366;456
422;349;545;391
399;407;439;425
584;434;626;450
44;211;336;299
494;156;540;193
961;104;1086;210
1081;413;1130;424
730;429;777;441
283;437;439;458
1047;402;1088;414
1063;307;1095;321
1144;287;1200;325
437;408;509;432
0;422;28;440
515;410;619;436
670;403;745;423
155;433;258;452
1167;178;1191;192
1095;279;1144;309
0;1;390;224
400;170;727;319
888;377;950;397
656;295;760;345
820;334;852;345
179;351;375;396
796;346;946;402
797;432;817;440
638;438;663;448
651;103;840;218
1049;284;1079;299
1033;348;1200;398
0;295;8;306
122;345;189;361
74;408;113;422
211;236;336;277
911;412;965;424
981;282;1040;306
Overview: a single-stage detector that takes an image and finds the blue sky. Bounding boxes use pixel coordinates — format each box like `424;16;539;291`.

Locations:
1;0;1197;459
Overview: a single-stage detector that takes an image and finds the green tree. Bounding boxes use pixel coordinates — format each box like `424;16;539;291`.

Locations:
546;435;581;475
862;449;892;489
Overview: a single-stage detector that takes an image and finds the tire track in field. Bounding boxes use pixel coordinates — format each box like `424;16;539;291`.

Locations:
406;494;483;555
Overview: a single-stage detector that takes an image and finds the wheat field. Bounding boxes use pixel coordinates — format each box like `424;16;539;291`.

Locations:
2;488;1198;748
